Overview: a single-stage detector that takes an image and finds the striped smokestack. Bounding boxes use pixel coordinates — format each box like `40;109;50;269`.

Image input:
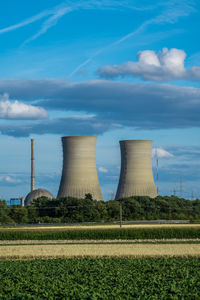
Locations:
31;138;35;192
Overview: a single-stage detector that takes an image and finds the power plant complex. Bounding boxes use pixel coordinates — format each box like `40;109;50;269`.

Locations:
24;136;157;205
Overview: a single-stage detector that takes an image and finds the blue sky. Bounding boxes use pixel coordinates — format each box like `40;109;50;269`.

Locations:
0;0;200;200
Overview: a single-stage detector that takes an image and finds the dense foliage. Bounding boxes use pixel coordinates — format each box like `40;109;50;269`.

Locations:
0;258;200;299
1;195;200;224
1;227;200;240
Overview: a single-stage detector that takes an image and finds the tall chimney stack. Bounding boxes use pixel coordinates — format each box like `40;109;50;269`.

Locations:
31;139;35;192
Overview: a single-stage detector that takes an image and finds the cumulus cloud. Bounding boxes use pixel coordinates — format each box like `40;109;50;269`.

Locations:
97;48;200;81
152;148;174;158
0;93;48;120
0;79;200;136
99;167;108;173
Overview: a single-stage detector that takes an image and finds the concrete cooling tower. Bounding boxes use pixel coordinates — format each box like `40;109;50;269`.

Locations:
57;136;103;201
115;140;157;199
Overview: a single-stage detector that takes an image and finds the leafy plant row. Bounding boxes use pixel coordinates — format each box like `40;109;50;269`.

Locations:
0;257;200;299
1;227;200;240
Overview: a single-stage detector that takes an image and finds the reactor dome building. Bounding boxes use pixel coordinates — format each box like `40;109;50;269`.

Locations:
115;140;157;199
25;189;53;206
57;136;103;201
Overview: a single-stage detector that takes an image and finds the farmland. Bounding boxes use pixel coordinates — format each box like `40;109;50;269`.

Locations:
0;257;200;299
1;224;200;298
0;224;200;259
1;224;200;240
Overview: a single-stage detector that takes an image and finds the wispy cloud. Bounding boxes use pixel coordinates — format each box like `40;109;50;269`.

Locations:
0;3;72;45
23;5;73;45
112;0;195;46
70;0;196;76
0;10;51;35
0;0;159;45
0;175;21;184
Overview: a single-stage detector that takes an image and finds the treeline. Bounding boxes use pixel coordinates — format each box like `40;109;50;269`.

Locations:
0;195;200;224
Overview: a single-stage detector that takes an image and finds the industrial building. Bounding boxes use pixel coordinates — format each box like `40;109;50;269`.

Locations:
57;136;103;201
115;140;157;199
25;188;53;206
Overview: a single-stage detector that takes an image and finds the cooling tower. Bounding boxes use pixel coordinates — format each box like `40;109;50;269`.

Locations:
57;136;103;201
115;140;157;199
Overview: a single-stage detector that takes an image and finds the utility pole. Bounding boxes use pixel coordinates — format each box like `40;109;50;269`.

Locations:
173;188;177;196
191;191;194;201
110;192;115;200
180;177;183;198
119;201;122;228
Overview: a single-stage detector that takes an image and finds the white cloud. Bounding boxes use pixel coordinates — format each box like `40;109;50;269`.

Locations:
99;167;108;173
0;94;48;120
97;48;200;81
152;148;174;158
97;48;190;81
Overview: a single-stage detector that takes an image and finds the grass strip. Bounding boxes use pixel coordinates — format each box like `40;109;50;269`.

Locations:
1;241;200;246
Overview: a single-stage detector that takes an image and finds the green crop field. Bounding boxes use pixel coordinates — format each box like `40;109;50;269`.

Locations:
1;227;200;240
0;258;199;299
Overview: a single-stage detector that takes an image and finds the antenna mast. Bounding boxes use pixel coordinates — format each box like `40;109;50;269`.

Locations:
31;139;35;192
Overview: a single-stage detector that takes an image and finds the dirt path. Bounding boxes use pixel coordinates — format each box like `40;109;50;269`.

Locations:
1;224;200;230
